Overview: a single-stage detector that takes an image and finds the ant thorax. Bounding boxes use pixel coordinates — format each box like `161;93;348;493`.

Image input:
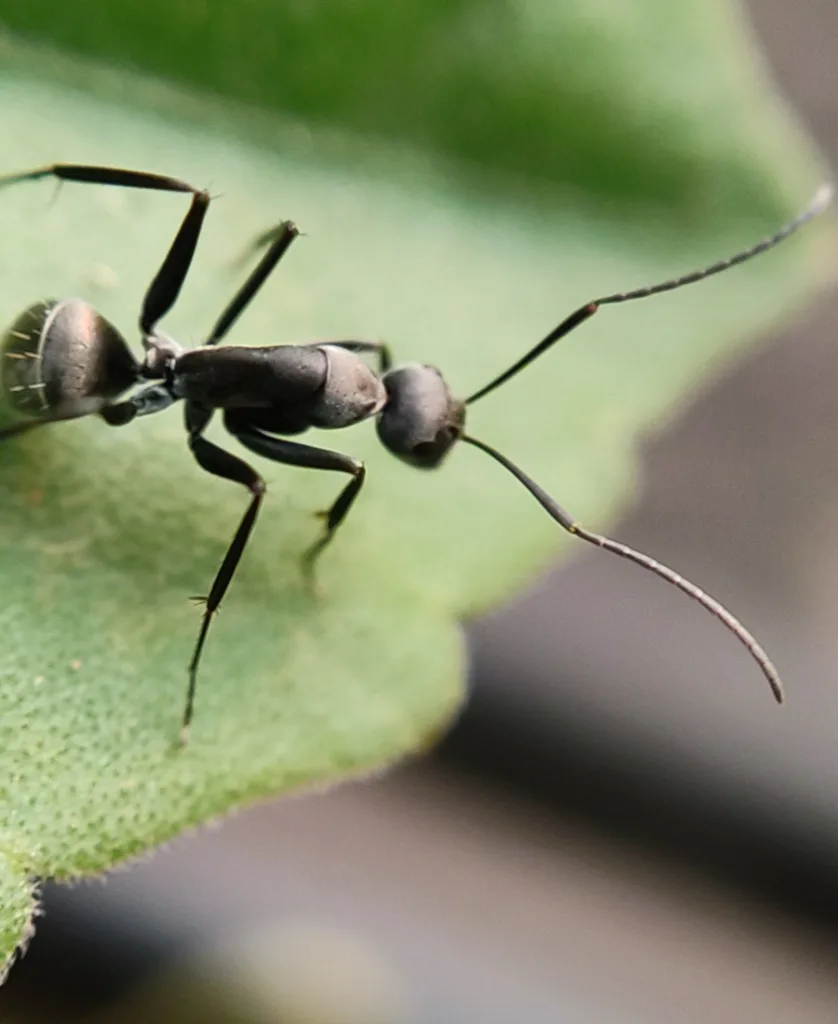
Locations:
313;345;387;429
142;333;183;379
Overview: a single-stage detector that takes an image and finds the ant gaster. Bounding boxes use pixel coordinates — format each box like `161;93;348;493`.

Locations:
0;163;831;743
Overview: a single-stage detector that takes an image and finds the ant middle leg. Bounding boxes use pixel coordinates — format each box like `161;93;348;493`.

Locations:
181;404;267;743
224;411;365;589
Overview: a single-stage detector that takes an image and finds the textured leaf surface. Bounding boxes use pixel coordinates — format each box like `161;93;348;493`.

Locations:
0;0;830;974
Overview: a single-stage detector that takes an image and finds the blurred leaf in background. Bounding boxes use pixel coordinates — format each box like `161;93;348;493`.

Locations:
0;0;830;977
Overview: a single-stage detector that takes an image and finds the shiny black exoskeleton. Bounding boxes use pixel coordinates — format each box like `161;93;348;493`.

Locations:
0;163;831;741
1;298;137;419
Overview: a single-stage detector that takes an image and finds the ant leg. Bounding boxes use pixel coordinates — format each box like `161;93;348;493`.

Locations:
0;161;212;341
224;413;365;586
181;424;267;744
237;221;290;256
205;221;299;346
230;225;389;371
0;163;203;196
99;384;176;426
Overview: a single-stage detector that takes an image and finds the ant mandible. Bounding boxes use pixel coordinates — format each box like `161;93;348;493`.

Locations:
0;163;830;742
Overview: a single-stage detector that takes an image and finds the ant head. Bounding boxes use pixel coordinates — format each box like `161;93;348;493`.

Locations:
377;364;465;469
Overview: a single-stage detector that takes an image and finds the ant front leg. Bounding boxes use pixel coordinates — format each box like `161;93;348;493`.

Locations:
223;411;366;590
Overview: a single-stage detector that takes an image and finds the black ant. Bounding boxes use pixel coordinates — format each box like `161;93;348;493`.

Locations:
0;163;830;742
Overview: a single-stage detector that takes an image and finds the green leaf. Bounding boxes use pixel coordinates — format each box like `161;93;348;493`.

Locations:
0;0;830;974
0;851;34;983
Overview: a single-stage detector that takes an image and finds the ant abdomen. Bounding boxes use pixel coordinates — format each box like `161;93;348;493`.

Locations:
0;298;137;420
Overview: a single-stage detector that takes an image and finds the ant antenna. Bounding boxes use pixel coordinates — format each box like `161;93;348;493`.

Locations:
461;434;784;703
467;185;833;405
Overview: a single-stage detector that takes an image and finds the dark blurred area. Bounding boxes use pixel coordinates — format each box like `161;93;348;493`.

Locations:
4;2;838;1022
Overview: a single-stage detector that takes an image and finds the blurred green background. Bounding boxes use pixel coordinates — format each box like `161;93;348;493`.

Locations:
0;0;816;213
